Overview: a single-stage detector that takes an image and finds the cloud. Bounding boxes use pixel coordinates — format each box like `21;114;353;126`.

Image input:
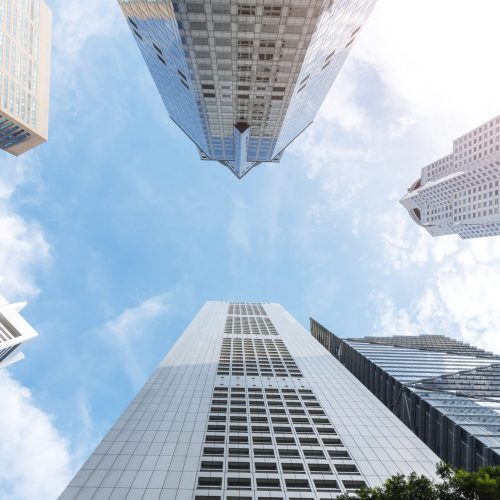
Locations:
0;158;50;299
374;206;500;354
0;371;72;499
99;294;171;389
289;0;500;223
357;0;500;142
52;0;122;65
379;205;458;271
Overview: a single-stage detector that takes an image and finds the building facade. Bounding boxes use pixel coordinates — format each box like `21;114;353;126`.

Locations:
0;291;39;368
61;301;439;499
0;0;51;155
118;0;377;178
311;319;500;470
400;114;500;239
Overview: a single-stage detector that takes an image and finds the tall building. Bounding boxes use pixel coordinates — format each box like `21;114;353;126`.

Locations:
0;0;51;156
400;114;500;239
118;0;377;178
61;302;439;499
311;319;500;471
0;291;39;368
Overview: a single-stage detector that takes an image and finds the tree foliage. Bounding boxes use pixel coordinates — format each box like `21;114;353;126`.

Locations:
337;462;500;500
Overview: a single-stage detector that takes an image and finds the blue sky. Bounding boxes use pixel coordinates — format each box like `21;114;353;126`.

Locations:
1;0;500;498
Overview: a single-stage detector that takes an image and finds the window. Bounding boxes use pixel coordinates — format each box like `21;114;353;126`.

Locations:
279;448;299;458
254;448;274;457
205;435;225;443
255;462;278;472
299;437;318;445
275;436;295;445
198;477;222;489
253;435;272;444
203;447;224;456
257;478;281;490
227;444;249;456
285;478;310;491
200;461;223;471
335;464;359;474
329;450;349;458
308;463;332;474
227;477;251;490
228;461;250;472
315;479;339;491
343;480;367;490
282;462;305;473
303;450;324;459
229;435;248;444
208;425;226;432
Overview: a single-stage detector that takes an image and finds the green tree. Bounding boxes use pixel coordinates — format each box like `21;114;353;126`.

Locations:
337;462;500;500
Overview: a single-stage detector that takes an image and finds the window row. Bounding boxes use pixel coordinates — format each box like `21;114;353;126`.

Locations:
197;476;341;492
199;459;359;475
204;437;350;456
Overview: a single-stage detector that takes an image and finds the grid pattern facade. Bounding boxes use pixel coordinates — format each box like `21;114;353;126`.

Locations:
60;302;439;499
0;0;51;155
400;114;500;239
224;315;277;335
118;0;376;178
348;334;499;360
311;319;500;470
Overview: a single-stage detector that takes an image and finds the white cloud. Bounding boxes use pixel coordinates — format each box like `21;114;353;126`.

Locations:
357;0;500;145
0;158;50;299
374;209;500;353
0;371;72;499
52;0;122;65
379;205;458;271
290;0;500;223
100;294;170;389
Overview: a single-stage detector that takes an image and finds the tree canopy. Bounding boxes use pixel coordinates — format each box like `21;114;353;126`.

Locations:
338;462;500;500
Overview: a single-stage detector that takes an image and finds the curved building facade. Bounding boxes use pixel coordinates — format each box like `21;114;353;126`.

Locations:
401;114;500;239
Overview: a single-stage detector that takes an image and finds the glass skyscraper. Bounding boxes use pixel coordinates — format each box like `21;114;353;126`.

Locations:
118;0;377;178
400;114;500;239
311;319;500;471
0;0;52;155
60;302;439;499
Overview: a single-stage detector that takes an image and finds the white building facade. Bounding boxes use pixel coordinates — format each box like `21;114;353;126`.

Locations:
0;292;39;368
60;301;439;499
118;0;377;178
401;114;500;239
0;0;52;155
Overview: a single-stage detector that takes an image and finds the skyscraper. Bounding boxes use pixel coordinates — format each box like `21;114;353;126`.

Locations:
61;301;439;499
118;0;377;178
311;319;500;470
0;0;52;156
0;291;39;368
400;114;500;239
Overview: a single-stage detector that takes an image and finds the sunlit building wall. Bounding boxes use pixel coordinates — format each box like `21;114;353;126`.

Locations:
60;302;439;499
401;114;500;239
0;0;51;155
